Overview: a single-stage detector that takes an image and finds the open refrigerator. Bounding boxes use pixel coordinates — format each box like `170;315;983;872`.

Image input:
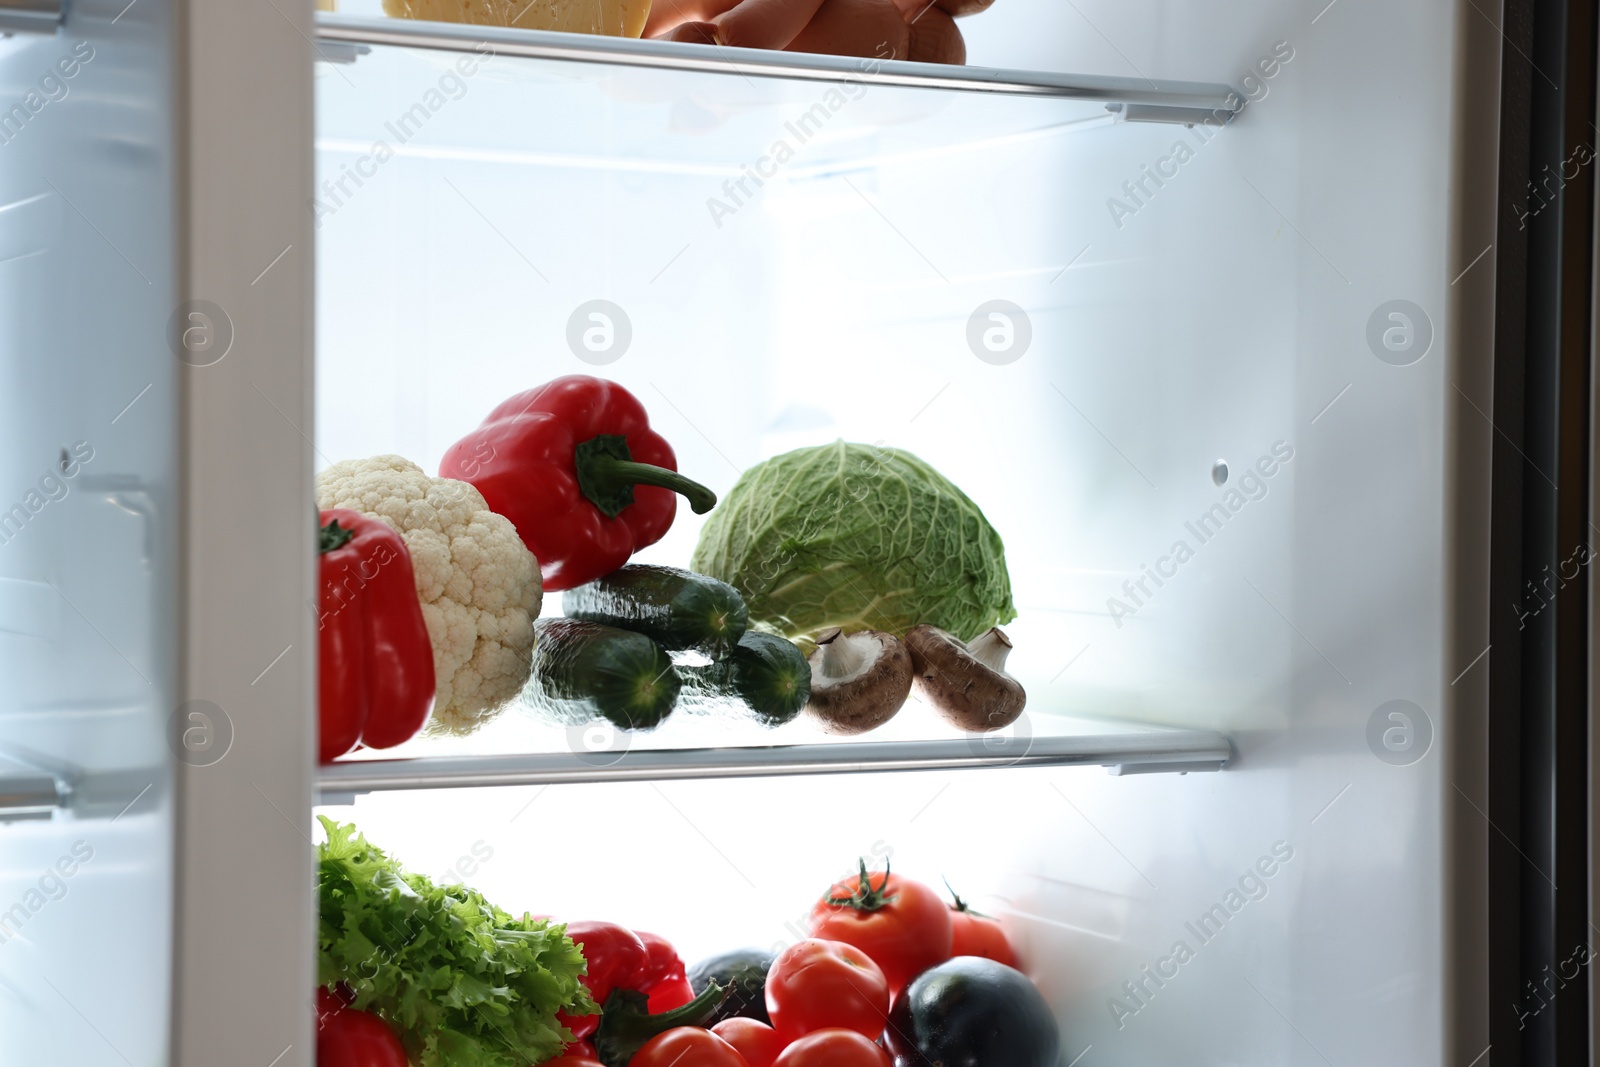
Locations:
1;0;1595;1062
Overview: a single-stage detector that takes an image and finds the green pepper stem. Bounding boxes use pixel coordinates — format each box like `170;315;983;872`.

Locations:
319;519;356;554
573;434;718;519
593;981;730;1067
588;456;717;515
630;979;725;1031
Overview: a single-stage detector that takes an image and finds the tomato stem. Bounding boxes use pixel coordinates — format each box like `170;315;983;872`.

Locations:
824;858;898;913
944;876;991;918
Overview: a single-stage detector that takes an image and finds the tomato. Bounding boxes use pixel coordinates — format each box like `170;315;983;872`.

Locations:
808;861;952;995
765;939;890;1042
538;1040;601;1066
711;1018;786;1067
947;895;1018;969
316;985;353;1031
539;1052;603;1066
950;913;1017;968
315;1007;408;1067
630;1027;750;1067
771;1029;891;1067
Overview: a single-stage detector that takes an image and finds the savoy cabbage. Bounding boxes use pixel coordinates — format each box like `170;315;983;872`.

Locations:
691;441;1015;642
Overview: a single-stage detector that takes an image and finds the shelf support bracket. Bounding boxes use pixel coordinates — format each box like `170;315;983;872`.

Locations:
1108;758;1227;776
1106;102;1239;128
0;0;64;36
0;748;67;822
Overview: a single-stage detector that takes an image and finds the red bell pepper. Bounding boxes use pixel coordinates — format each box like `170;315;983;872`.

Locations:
636;930;695;1013
439;376;718;591
317;510;435;762
557;922;650;1040
556;922;716;1057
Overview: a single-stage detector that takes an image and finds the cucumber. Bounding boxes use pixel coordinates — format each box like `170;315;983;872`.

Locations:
563;565;749;658
522;618;679;731
679;630;811;726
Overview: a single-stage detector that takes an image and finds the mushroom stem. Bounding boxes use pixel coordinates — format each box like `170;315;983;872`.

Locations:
815;627;870;680
966;627;1014;674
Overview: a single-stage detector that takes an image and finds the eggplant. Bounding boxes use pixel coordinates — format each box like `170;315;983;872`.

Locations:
885;956;1059;1067
686;948;774;1026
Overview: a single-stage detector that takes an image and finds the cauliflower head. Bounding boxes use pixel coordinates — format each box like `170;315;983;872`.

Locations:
316;455;541;735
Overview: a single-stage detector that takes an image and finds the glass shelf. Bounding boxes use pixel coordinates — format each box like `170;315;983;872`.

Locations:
313;12;1240;192
315;13;1241;123
316;712;1230;801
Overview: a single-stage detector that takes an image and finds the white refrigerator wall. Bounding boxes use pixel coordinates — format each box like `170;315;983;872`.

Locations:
315;2;1486;1067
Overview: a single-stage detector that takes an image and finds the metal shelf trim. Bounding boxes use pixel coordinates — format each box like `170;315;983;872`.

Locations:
317;730;1231;799
315;14;1242;113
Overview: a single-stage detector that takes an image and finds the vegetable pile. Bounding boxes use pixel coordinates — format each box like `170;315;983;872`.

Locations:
317;826;1059;1067
662;858;1059;1067
313;377;732;758
316;378;1034;757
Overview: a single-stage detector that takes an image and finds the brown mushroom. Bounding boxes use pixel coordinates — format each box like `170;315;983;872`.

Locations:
905;625;1026;732
802;627;913;735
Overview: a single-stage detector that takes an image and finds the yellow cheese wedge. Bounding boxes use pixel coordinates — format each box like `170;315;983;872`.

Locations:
382;0;651;37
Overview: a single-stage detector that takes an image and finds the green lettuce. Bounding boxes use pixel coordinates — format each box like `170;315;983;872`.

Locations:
691;441;1016;642
317;817;595;1067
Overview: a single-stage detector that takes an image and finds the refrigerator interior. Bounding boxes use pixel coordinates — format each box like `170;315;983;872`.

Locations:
311;0;1469;1064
